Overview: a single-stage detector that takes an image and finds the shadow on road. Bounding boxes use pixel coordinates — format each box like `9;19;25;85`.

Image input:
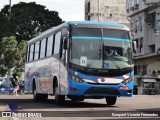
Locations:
0;95;117;110
1;95;160;118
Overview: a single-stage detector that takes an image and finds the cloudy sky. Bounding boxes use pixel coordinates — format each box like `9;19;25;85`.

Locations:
0;0;85;21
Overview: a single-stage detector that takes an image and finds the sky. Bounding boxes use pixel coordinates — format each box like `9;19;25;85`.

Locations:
0;0;85;21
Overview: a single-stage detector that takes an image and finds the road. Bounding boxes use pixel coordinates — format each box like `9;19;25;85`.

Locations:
0;94;160;120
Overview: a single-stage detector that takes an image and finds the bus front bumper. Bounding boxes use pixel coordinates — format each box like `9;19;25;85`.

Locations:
68;80;133;97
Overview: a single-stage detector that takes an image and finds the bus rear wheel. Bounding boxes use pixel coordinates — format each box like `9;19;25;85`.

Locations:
33;85;40;101
55;87;65;105
33;84;48;102
105;96;117;105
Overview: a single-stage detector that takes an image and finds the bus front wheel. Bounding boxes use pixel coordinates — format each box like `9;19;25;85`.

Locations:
105;96;117;105
55;87;65;105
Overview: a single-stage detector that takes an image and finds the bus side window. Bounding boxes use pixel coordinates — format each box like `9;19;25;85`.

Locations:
29;44;34;62
34;41;40;60
40;38;47;59
26;46;30;62
54;31;61;54
46;35;54;57
52;34;55;55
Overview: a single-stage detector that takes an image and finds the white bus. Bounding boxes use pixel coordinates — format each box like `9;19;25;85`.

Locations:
25;21;134;105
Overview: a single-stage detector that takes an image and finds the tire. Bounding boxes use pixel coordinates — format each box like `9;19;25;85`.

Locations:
40;94;48;102
33;85;39;101
33;84;48;102
71;98;78;101
55;86;65;105
78;97;85;101
105;96;117;105
70;96;84;102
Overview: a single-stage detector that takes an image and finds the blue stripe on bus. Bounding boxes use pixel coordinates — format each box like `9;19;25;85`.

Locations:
103;37;130;42
68;21;127;27
72;36;131;42
72;36;101;40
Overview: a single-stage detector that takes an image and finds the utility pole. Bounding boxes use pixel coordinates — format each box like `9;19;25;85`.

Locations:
97;0;100;21
0;0;12;32
9;0;11;20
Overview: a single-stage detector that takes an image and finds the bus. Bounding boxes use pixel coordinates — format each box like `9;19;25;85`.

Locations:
25;21;134;105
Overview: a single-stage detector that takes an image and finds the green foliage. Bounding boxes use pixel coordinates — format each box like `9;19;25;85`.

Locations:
0;65;7;77
0;36;27;77
0;2;63;41
0;2;63;77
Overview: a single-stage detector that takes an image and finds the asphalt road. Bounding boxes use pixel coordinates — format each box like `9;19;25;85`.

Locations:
0;94;160;120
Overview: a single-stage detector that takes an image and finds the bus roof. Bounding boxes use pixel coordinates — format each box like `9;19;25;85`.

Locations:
67;21;128;28
28;21;129;44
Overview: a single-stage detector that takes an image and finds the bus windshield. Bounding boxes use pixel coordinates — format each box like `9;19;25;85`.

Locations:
70;27;133;70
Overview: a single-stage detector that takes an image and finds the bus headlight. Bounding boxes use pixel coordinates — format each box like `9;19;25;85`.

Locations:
122;77;133;85
70;74;84;83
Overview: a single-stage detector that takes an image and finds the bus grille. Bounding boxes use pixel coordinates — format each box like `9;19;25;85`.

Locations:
84;87;120;95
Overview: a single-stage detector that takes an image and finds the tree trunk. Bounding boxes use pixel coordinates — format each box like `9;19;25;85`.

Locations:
7;69;12;86
7;69;12;78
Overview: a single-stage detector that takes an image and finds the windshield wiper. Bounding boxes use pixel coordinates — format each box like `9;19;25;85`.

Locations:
85;49;101;70
85;40;102;69
104;52;122;72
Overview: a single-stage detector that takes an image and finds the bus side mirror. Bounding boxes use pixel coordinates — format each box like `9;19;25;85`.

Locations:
132;40;137;54
63;37;68;50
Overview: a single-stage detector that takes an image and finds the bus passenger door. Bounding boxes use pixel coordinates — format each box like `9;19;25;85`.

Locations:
59;36;68;95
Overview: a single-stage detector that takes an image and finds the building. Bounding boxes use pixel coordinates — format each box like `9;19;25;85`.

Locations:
84;0;160;94
85;0;129;24
126;0;160;94
126;0;160;77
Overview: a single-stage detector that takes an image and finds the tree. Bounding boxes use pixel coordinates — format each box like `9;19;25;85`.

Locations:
0;36;27;77
0;2;63;41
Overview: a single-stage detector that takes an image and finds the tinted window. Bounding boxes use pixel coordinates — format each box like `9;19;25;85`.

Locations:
62;27;68;35
26;46;29;62
103;29;130;39
54;31;61;54
46;35;54;57
72;27;101;37
34;41;40;60
40;38;46;58
29;44;34;61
